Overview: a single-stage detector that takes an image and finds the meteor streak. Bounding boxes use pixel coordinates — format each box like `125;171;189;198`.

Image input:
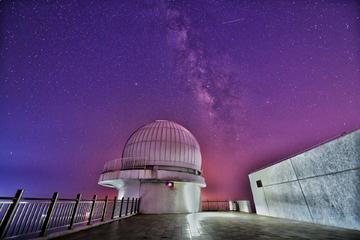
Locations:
222;18;244;24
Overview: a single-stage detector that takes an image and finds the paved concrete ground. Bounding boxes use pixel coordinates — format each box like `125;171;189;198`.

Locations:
52;212;360;240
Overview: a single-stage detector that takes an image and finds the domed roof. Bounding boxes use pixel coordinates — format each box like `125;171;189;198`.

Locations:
122;120;202;171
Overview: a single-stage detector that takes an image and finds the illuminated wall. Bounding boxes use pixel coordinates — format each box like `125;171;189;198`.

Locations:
249;129;360;230
101;178;203;214
139;182;202;214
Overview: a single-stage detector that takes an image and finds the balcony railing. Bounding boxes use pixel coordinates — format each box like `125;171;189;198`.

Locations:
201;200;230;211
102;157;205;177
201;200;252;212
102;157;147;173
0;190;140;239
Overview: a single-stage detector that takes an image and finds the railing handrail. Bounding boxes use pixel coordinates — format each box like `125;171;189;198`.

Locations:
102;157;147;173
201;200;231;211
101;157;204;177
201;200;230;202
0;190;140;240
0;198;99;202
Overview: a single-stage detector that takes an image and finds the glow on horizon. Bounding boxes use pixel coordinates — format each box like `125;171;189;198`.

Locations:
0;1;359;203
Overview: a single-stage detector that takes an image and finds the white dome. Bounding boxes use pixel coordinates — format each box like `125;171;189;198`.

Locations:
122;120;202;171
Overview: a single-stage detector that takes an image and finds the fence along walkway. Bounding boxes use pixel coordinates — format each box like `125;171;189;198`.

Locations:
201;200;230;211
0;190;139;239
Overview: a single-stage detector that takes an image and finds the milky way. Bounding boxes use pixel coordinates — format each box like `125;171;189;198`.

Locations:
1;1;359;207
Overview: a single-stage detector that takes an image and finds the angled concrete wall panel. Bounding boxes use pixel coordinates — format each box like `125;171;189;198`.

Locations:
259;159;297;186
249;129;360;230
263;182;312;222
299;169;360;230
291;131;360;179
248;171;269;216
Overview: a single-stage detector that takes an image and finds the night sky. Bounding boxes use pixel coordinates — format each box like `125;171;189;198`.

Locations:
1;0;359;204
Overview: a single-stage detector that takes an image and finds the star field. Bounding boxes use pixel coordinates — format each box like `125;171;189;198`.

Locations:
1;1;359;207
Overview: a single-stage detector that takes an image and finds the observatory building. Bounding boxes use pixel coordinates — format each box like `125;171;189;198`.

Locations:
98;120;206;214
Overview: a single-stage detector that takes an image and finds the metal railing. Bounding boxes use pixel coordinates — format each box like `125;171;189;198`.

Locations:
102;157;147;173
201;200;230;211
0;190;140;239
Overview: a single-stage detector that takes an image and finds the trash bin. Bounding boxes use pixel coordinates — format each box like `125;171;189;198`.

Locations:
228;201;238;211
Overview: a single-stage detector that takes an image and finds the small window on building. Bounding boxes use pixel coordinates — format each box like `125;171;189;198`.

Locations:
256;180;262;188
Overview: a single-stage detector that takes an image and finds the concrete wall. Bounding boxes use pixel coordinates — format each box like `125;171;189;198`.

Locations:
236;200;252;213
99;169;205;214
139;182;202;214
115;181;202;214
249;130;360;230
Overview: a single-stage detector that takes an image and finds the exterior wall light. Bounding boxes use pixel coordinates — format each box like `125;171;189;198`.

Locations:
166;182;174;188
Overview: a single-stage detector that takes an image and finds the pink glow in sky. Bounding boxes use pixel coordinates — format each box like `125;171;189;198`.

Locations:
1;1;359;206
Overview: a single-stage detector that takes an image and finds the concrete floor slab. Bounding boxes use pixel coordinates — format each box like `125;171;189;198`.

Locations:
50;212;360;240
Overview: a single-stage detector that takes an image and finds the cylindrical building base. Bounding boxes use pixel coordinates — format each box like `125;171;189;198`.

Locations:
117;181;202;214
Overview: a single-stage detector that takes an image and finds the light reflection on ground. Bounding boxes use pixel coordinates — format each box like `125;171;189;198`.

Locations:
186;212;237;233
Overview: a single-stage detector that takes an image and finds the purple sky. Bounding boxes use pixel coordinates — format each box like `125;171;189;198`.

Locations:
1;0;359;204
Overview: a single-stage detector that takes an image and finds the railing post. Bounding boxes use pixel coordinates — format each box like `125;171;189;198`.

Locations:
125;197;129;216
87;195;97;225
111;196;117;219
116;159;120;171
133;199;138;213
119;197;124;217
0;189;24;239
130;198;134;214
216;200;218;211
101;196;108;222
68;194;81;230
207;200;209;210
137;198;141;213
40;192;59;237
132;199;136;213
